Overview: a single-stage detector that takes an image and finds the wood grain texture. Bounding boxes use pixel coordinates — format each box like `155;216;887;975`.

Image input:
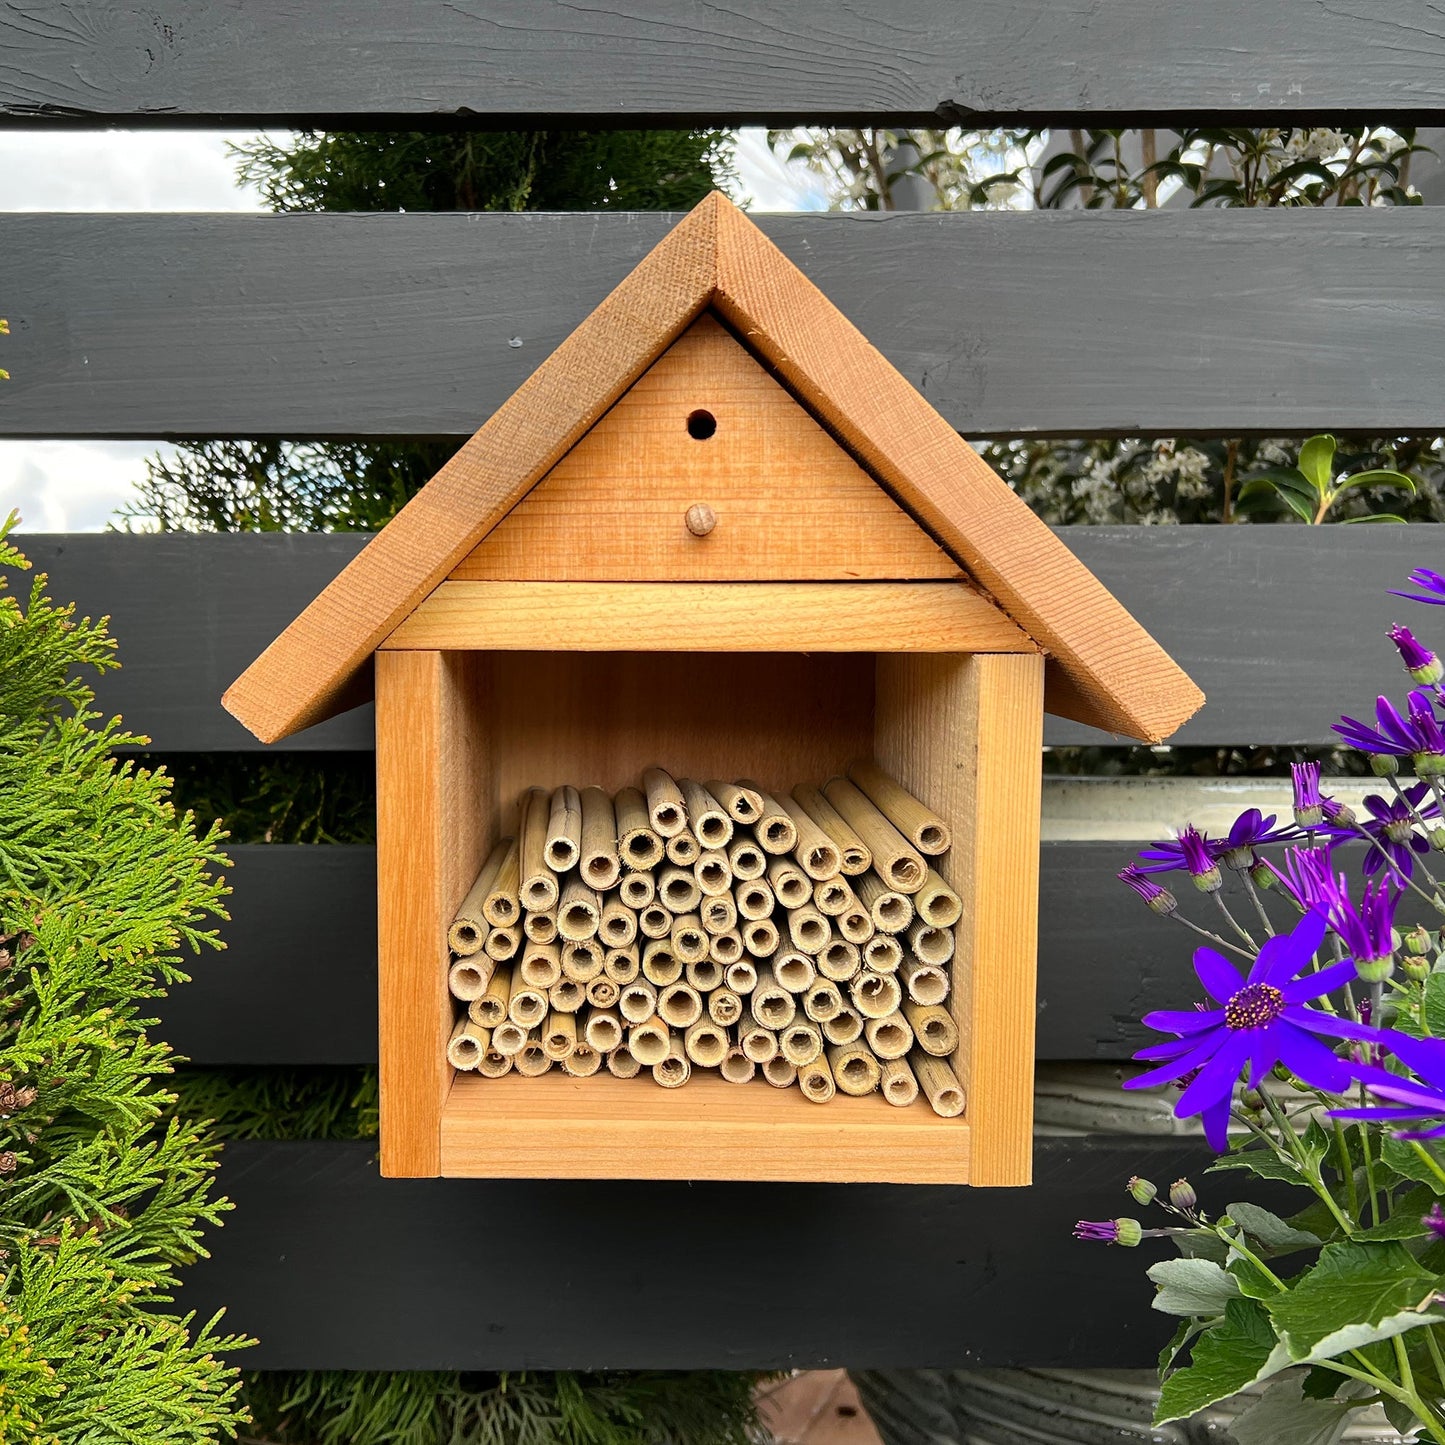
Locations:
453;313;961;582
375;651;491;1177
440;1071;969;1183
876;654;1044;1186
381;582;1035;653
13;209;1445;441
3;2;1437;125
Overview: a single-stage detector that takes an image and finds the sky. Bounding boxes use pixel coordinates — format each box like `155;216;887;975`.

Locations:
1;127;823;532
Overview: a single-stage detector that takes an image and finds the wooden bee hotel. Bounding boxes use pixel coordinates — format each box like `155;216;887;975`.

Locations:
224;193;1202;1187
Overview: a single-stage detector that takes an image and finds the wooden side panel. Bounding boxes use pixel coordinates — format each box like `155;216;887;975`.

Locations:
454;313;961;582
875;653;1044;1187
376;651;493;1176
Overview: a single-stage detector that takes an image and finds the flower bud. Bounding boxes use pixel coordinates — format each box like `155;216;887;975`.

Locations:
1403;955;1431;983
1169;1178;1197;1212
1322;799;1357;829
1113;1217;1143;1247
1191;863;1222;894
1128;1176;1158;1206
1251;861;1277;890
1370;753;1401;778
1357;952;1397;984
1417;753;1445;779
1431;827;1445;852
1406;924;1433;957
1240;1088;1266;1112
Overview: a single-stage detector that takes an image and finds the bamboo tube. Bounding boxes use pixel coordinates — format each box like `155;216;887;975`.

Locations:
524;911;558;945
548;978;585;1014
720;1041;756;1083
708;988;743;1027
447;840;510;954
708;929;743;965
863;934;904;974
812;875;852;917
749;787;799;855
829;1040;882;1096
836;897;875;945
823;778;927;893
447;1016;488;1070
652;1039;691;1088
909;920;956;967
914;1052;966;1117
767;857;810;909
822;1004;863;1046
545;785;582;871
780;1019;823;1066
561;938;604;983
579;785;621;891
686;956;723;993
701;894;738;936
734;878;775;921
562;1041;603;1078
618;979;658;1024
855;870;914;933
615;785;664;870
904;1000;959;1057
849;760;952;856
880;1056;919;1107
665;829;701;866
586;976;619;1008
763;1056;798;1089
741;1023;779;1063
707;779;765;825
519;941;562;989
866;1011;915;1060
643;766;687;837
471;963;512;1028
604;944;640;984
781;795;842;881
449;955;494;1001
727;836;766;881
741;917;780;959
817;938;860;982
725;959;758;995
792;783;873;876
515;1032;553;1076
658;982;703;1029
629;1015;671;1066
787;905;830;956
695;849;733;897
657;866;701;915
803;977;843;1024
478;1039;514;1078
607;1043;641;1079
684;1019;729;1068
509;973;548;1028
901;955;950;1006
599;896;638;948
491;1018;528;1057
482;837;522;926
851;970;903;1019
669;913;708;965
680;779;733;849
543;1009;578;1061
750;964;797;1030
915;867;963;928
483;923;520;962
558;877;601;942
619;869;656;909
797;1056;835;1103
641;940;682;987
580;1005;621;1051
773;950;816;993
519;786;559;912
638;903;672;940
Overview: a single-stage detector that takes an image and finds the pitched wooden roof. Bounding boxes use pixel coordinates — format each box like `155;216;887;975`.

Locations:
224;192;1203;744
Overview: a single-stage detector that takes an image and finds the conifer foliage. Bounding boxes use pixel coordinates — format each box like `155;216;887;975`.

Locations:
0;517;247;1441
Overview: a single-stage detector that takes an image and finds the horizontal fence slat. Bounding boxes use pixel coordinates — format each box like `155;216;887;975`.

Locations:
181;1136;1284;1369
24;527;1440;753
8;210;1445;439
3;2;1441;128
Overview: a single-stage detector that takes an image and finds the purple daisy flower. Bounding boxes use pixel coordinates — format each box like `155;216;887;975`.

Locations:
1292;761;1326;829
1124;909;1370;1151
1389;568;1445;607
1073;1218;1143;1246
1409;692;1445;776
1334;694;1425;760
1135;823;1222;891
1117;865;1177;916
1266;844;1347;913
1320;781;1439;880
1426;1204;1445;1240
1330;1033;1445;1139
1390;624;1445;687
1323;876;1398;983
1215;808;1298;870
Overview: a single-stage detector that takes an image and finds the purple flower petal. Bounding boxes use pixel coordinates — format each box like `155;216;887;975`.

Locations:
1177;1031;1252;1117
1126;1035;1222;1091
1194;948;1245;1005
1200;1092;1232;1152
1285;1006;1385;1043
1281;957;1358;1003
1381;1033;1445;1089
1272;1022;1352;1094
1140;1008;1226;1034
1256;908;1327;986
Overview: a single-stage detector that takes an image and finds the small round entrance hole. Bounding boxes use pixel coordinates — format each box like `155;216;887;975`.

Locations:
686;408;717;440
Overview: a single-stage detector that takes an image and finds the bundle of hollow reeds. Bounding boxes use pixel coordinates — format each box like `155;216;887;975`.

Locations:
445;764;965;1119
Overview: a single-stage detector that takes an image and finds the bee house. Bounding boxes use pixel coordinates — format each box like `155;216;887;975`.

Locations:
224;192;1202;1186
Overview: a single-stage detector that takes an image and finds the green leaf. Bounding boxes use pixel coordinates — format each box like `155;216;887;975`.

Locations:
1228;1202;1322;1254
1356;1185;1438;1240
1333;468;1416;496
1159;1316;1205;1375
1265;1241;1441;1360
1174;1229;1230;1264
1211;1145;1312;1186
1289;1198;1345;1244
1229;1371;1364;1445
1149;1257;1243;1316
1381;1136;1445;1194
1297;434;1338;494
1339;513;1408;525
1299;1366;1346;1401
1154;1299;1280;1425
1229;1254;1279;1301
1274;486;1318;524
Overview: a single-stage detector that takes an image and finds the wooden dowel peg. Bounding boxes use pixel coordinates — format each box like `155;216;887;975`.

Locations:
447;839;510;955
665;829;701;866
797;1055;835;1104
557;877;601;941
615;785;664;870
542;1009;577;1061
707;779;764;826
913;1052;966;1117
904;1000;959;1056
850;970;903;1019
828;1040;881;1096
684;1019;730;1068
880;1056;919;1108
652;1039;691;1089
822;779;926;894
580;785;621;891
822;1003;864;1046
741;1023;779;1063
848;761;953;856
855;871;914;934
803;977;843;1024
471;963;512;1028
547;978;585;1014
561;1040;603;1077
865;1011;915;1061
707;988;743;1027
482;837;522;926
766;857;810;909
628;1015;671;1066
519;786;559;912
607;1043;641;1079
781;795;841;881
680;779;733;849
761;1056;797;1089
447;1016;488;1070
915;867;963;928
780;1019;823;1066
657;981;703;1029
643;767;687;837
618;978;658;1024
619;870;657;909
641;939;682;986
545;785;582;872
726;835;766;881
519;940;562;990
448;955;493;1001
751;788;799;856
791;784;872;876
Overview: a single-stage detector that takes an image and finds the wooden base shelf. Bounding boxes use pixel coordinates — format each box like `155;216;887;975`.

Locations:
440;1072;970;1184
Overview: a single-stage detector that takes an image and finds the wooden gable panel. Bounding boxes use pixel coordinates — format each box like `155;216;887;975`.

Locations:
451;312;963;582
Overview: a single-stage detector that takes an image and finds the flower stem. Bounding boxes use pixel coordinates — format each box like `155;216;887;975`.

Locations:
1211;890;1257;949
1170;912;1255;959
1241;869;1276;937
1334;1119;1361;1221
1410;1139;1445;1193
